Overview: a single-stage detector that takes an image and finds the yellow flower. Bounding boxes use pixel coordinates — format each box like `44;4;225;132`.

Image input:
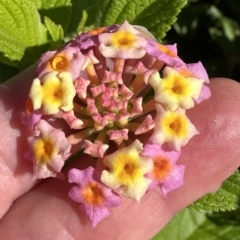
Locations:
149;67;204;111
29;71;76;115
98;21;147;59
150;104;198;151
110;31;136;49
33;137;56;164
101;140;153;201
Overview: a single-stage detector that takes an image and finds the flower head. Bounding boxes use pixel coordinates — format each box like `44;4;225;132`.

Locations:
68;166;121;227
23;21;211;227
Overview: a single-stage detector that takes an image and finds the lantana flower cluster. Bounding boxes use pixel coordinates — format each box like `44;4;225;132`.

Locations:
23;21;211;227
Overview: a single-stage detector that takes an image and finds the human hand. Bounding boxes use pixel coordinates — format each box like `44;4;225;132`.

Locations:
0;65;240;239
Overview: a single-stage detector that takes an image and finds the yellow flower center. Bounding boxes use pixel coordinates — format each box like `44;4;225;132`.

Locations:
33;137;54;164
51;56;68;71
171;84;182;94
162;112;187;138
111;31;136;48
113;151;142;185
153;156;172;180
169;76;188;96
124;163;134;174
82;182;104;206
158;44;176;57
42;80;63;107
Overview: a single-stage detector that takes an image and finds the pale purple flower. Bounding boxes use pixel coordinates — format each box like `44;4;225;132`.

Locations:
25;119;71;179
68;33;99;50
146;40;184;68
68;25;119;50
194;84;211;104
141;143;185;196
175;61;210;83
22;111;42;129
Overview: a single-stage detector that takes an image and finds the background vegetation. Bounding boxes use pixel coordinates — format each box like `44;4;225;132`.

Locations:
164;0;240;83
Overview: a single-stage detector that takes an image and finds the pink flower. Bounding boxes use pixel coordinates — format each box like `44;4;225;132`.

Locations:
175;61;210;83
25;119;71;179
141;143;185;196
37;47;87;80
146;40;184;67
68;25;119;50
68;166;121;227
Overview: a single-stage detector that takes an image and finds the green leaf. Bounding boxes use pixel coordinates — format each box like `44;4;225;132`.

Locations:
207;209;240;226
67;0;97;36
44;16;64;42
153;208;240;240
30;0;72;31
84;0;187;41
76;11;88;34
0;0;48;68
152;208;206;240
0;52;19;68
220;16;237;41
189;171;240;212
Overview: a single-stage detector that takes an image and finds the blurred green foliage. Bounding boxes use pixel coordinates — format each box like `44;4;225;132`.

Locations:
164;0;240;82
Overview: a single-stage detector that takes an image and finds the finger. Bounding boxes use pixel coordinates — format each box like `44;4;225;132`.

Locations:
0;65;41;218
0;78;240;239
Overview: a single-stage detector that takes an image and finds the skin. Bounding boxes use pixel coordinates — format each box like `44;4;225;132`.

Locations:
0;65;240;240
